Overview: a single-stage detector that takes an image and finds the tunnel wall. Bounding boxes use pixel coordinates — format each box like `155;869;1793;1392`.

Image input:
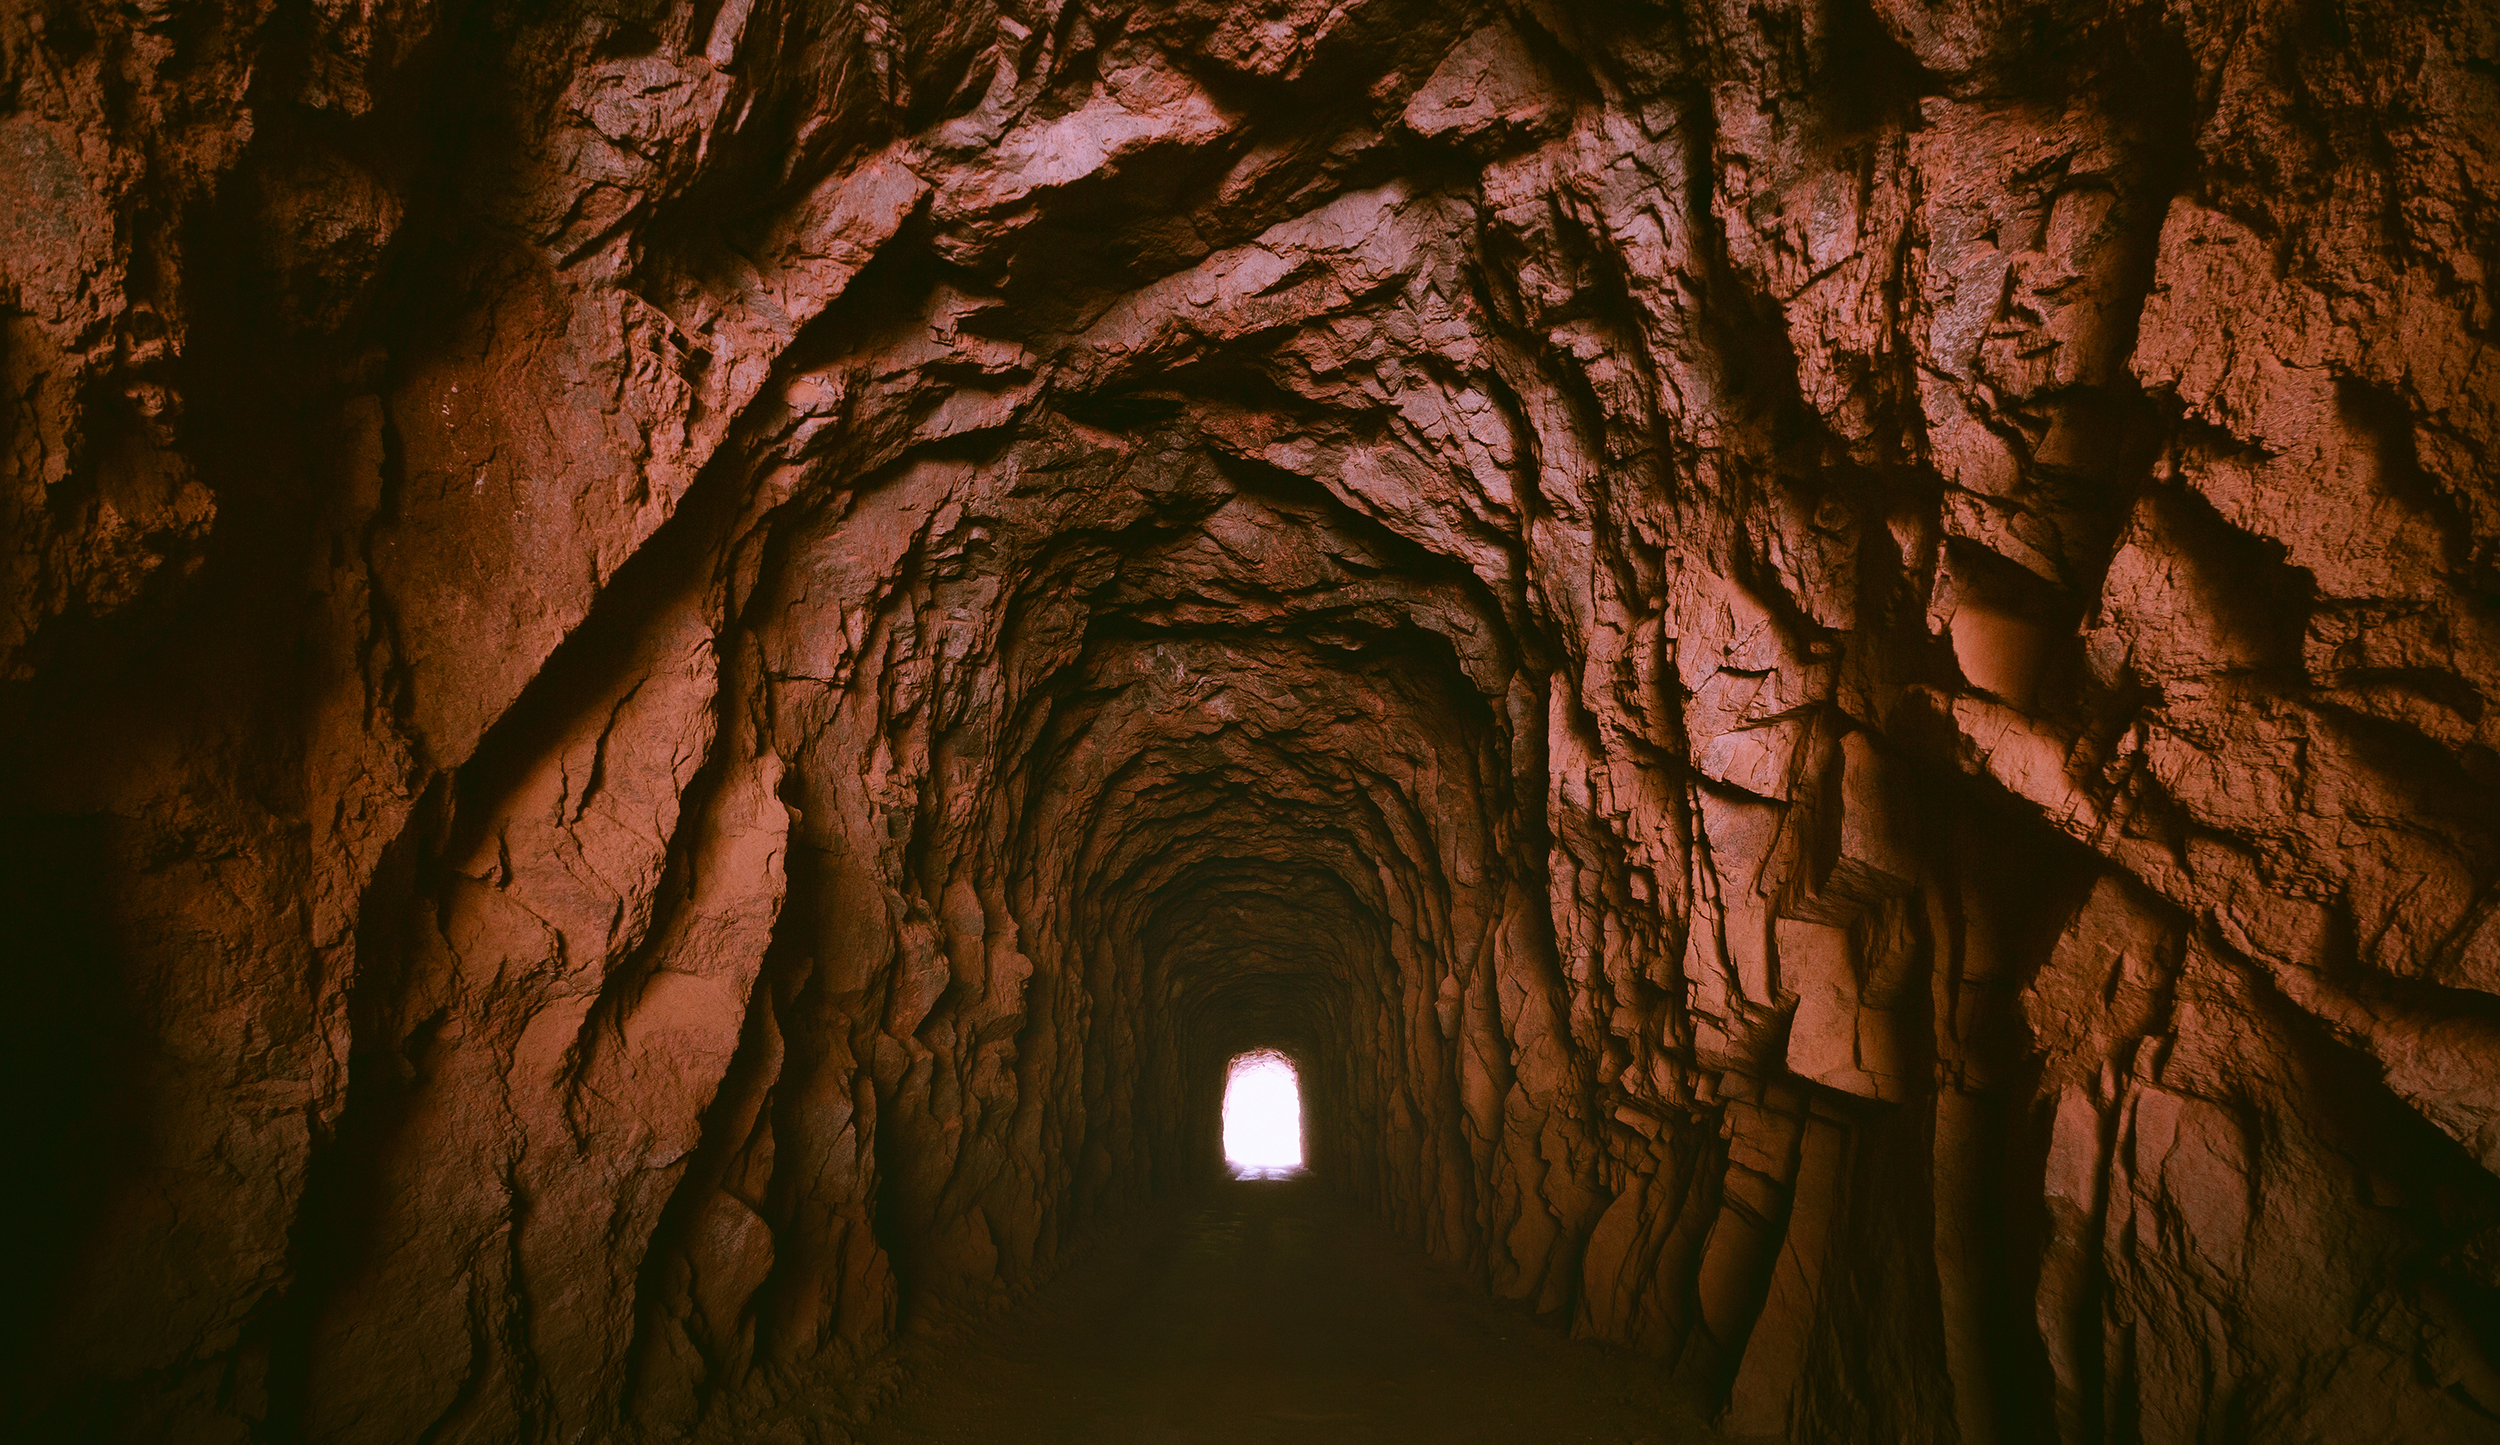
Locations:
4;0;2498;1442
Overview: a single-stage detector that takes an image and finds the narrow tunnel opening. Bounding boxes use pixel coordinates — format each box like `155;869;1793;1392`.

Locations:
1221;1049;1304;1179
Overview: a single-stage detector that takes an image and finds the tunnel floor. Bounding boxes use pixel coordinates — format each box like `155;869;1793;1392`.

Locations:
846;1175;1730;1445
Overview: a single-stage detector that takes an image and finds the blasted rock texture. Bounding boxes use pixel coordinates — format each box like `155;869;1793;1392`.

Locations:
4;0;2499;1440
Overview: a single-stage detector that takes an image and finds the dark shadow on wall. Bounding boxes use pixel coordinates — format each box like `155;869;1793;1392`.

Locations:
0;813;146;1424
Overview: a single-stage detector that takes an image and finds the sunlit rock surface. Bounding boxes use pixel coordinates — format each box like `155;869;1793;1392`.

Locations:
3;0;2497;1440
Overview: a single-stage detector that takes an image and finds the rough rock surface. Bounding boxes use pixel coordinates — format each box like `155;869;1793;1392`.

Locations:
3;0;2497;1440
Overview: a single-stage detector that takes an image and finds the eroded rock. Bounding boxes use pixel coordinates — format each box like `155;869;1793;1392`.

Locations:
3;0;2496;1441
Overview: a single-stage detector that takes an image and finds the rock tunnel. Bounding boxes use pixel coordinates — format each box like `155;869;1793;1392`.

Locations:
4;0;2499;1440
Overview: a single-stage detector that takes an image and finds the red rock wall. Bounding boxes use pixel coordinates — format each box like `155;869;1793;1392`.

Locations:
4;0;2496;1440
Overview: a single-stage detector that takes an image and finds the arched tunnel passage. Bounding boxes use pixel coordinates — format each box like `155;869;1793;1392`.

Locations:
7;1;2498;1442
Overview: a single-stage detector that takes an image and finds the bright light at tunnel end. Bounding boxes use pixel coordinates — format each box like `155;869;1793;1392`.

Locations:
1222;1050;1304;1179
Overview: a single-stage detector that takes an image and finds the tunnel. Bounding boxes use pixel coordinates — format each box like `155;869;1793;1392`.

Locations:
4;0;2500;1441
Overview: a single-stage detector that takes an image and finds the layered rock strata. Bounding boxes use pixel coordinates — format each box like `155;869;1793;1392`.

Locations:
3;0;2497;1441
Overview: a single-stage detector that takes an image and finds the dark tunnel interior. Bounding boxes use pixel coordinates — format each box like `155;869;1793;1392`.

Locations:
4;0;2500;1441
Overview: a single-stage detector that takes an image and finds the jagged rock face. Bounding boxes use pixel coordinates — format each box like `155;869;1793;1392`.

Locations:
4;0;2497;1440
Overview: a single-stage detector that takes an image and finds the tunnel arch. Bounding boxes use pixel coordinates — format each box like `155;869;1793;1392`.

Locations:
7;2;2497;1441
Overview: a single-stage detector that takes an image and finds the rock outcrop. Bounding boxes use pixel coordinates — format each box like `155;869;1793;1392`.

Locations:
4;0;2497;1440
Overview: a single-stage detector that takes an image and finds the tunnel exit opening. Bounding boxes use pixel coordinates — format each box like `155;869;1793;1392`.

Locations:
1222;1050;1304;1178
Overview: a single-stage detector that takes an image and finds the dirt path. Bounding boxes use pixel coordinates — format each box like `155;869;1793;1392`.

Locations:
850;1174;1730;1445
